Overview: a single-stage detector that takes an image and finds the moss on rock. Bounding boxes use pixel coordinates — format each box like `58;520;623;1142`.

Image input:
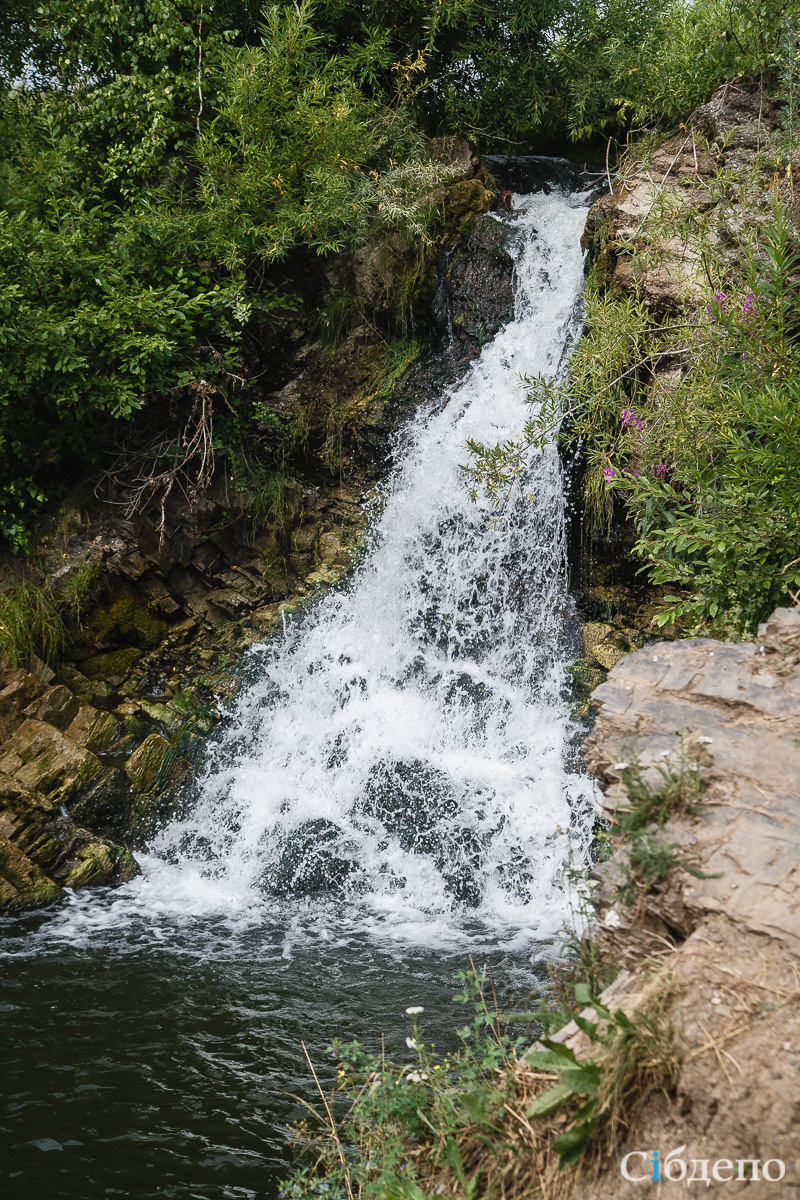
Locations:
77;585;169;655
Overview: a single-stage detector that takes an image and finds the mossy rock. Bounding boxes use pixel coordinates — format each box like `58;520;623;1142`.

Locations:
62;840;139;890
0;833;65;908
70;767;133;841
82;647;142;681
78;585;169;654
125;733;185;795
591;642;628;670
581;622;614;654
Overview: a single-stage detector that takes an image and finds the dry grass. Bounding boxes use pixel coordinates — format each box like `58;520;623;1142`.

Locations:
405;975;681;1200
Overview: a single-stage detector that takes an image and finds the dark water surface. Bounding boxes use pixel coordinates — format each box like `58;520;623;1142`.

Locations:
0;905;543;1200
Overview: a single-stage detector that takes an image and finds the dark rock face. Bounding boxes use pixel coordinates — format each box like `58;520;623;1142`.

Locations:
482;155;587;194
0;770;138;908
436;216;515;352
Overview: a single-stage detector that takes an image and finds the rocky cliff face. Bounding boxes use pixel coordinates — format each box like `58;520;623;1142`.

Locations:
582;80;783;316
554;607;800;1196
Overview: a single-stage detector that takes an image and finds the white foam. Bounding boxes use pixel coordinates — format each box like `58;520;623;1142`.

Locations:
25;190;599;952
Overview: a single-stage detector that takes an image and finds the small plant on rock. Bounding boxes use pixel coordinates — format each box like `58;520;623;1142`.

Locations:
610;741;706;835
526;978;680;1168
619;833;715;908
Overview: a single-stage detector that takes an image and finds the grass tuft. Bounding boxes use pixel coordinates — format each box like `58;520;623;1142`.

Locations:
0;581;67;668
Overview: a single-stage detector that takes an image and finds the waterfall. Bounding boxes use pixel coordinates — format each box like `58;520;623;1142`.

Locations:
40;187;598;950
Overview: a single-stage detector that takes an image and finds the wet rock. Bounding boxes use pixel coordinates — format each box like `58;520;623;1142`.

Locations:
482;155;587;194
62;838;138;889
65;704;119;754
0;770;139;907
444;217;515;349
318;531;352;569
0;719;102;803
70;767;132;840
205;588;253;618
269;819;358;897
24;685;80;730
124;733;185;795
0;832;64;907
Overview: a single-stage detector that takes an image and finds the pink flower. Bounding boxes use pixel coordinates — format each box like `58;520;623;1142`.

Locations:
621;407;644;432
603;466;617;479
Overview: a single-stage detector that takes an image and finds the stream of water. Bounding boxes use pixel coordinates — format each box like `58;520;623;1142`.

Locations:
1;187;596;1200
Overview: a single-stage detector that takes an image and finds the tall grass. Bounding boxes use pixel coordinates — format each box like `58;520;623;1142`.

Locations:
0;582;67;668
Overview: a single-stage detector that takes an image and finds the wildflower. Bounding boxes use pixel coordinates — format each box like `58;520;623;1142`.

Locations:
405;1037;417;1050
742;293;757;318
603;466;617;479
613;761;630;771
706;289;727;321
621;406;644;432
405;1006;424;1015
650;462;667;477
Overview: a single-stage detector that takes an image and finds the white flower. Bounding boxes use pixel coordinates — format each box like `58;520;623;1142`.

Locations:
405;1006;424;1015
613;762;630;771
604;907;623;929
406;1070;422;1083
405;1037;418;1050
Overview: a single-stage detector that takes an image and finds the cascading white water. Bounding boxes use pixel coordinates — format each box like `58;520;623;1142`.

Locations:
38;187;597;950
131;187;597;946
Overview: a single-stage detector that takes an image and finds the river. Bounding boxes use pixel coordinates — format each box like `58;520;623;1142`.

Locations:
1;186;596;1200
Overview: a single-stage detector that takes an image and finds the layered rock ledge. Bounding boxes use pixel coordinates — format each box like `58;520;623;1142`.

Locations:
567;608;800;1196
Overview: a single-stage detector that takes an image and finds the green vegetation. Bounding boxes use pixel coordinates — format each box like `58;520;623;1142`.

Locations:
468;84;800;637
282;968;679;1197
0;580;67;667
526;981;678;1170
608;743;707;835
1;0;786;553
619;835;714;907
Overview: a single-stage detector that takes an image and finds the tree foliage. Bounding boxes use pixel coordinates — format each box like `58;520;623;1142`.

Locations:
0;0;791;550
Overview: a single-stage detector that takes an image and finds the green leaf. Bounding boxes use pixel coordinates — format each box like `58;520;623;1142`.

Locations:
461;1093;499;1130
526;1083;574;1118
